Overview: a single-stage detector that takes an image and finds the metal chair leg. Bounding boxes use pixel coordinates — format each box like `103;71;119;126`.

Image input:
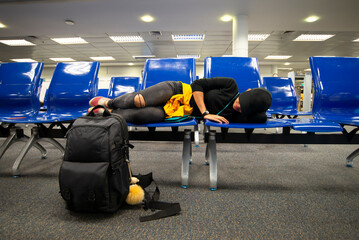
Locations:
346;147;359;167
181;129;192;188
207;130;217;191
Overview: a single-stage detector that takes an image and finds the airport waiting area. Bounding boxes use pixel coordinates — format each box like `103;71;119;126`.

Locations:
0;56;358;239
0;0;358;239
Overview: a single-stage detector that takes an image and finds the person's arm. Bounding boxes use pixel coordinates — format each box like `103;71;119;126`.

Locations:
192;91;229;124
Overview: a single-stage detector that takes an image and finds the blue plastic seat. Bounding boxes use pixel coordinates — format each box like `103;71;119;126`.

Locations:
204;57;262;92
263;77;311;117
143;58;196;88
0;62;44;120
108;77;140;98
0;62;100;176
0;62;44;162
310;57;359;125
97;88;109;97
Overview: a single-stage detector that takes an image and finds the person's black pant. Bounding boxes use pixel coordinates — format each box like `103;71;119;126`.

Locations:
108;81;183;124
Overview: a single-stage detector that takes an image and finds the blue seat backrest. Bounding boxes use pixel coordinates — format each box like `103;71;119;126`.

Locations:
310;57;359;123
142;58;196;89
108;77;140;98
0;62;44;117
46;62;100;113
204;57;262;92
97;88;109;97
262;77;297;111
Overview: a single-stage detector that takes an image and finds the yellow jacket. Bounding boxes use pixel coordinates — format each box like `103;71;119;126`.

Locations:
163;82;193;118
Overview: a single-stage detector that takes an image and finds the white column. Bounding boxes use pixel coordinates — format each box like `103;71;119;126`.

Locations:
288;71;296;88
232;15;248;57
271;65;278;77
303;72;312;112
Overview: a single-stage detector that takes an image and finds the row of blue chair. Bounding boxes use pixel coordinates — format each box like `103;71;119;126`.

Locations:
203;56;359;190
0;61;100;176
1;57;358;191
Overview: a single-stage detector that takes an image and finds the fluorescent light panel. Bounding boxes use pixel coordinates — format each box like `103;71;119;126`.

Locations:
353;38;359;42
248;34;270;41
0;22;6;28
90;56;115;61
172;34;205;41
11;58;36;62
110;36;144;42
50;58;75;62
265;55;292;60
177;55;200;59
0;39;35;46
51;37;88;44
133;55;156;59
277;68;293;70
293;34;335;41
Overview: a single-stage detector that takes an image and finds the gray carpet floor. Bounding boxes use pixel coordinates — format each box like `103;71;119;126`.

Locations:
0;129;358;239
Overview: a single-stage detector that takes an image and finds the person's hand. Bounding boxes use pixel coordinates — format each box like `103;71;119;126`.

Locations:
203;114;229;124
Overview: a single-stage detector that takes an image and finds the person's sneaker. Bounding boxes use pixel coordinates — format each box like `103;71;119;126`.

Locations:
89;97;110;107
88;107;105;115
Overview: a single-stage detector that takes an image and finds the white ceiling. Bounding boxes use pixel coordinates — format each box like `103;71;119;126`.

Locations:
0;0;359;73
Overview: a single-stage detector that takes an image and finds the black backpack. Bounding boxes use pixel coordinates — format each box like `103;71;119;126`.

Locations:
59;106;133;213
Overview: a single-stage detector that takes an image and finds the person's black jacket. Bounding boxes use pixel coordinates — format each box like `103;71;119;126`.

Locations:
190;77;267;123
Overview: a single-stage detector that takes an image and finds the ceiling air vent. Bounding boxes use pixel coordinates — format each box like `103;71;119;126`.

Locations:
149;31;162;36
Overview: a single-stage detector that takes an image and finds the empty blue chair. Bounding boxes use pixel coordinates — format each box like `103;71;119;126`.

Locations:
204;57;262;92
0;62;100;176
0;62;44;119
42;62;100;122
309;57;359;167
108;77;140;98
263;77;311;118
0;62;45;161
143;58;196;88
310;57;359;125
97;88;109;97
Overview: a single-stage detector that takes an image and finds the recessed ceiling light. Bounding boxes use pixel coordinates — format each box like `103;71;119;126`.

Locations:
284;62;291;65
265;55;292;60
50;57;75;62
109;36;144;42
352;38;359;42
222;55;234;57
248;34;270;41
304;68;311;71
220;15;232;22
140;15;154;22
293;34;334;41
11;58;36;62
51;37;88;44
177;55;200;59
0;39;35;46
172;34;205;41
128;63;134;66
65;19;75;25
0;22;6;28
90;56;115;61
304;16;320;23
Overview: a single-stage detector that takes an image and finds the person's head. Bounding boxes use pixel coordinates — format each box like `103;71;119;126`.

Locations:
233;88;272;115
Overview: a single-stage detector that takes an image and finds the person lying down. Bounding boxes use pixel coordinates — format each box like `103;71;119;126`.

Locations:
89;77;272;124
